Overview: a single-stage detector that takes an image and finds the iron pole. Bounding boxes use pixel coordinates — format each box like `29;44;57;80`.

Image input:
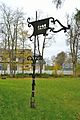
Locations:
30;11;37;108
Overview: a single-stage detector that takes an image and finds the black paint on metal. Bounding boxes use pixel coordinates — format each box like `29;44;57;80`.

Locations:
27;15;70;108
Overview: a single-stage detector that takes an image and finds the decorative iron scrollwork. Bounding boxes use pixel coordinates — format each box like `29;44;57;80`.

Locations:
27;55;43;62
49;18;70;33
27;55;33;61
27;17;70;39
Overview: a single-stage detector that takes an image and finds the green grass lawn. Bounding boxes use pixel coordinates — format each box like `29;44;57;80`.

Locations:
0;77;80;120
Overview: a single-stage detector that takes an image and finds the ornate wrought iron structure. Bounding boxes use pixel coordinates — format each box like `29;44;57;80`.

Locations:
27;17;70;108
27;17;70;39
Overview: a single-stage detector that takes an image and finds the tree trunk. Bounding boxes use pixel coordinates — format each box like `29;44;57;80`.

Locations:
73;62;76;77
39;60;43;75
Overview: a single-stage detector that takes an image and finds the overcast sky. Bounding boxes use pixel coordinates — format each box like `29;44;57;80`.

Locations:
0;0;80;59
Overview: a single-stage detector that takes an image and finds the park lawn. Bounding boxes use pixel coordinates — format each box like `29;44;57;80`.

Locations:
0;77;80;120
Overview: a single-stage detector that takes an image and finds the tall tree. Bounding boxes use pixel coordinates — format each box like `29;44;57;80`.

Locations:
0;4;28;76
66;10;80;77
0;4;14;76
18;22;30;74
36;33;54;74
55;51;66;66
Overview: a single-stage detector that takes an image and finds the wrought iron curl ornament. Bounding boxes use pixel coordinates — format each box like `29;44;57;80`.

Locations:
27;18;31;27
27;17;70;40
27;18;34;41
49;17;70;33
27;55;43;62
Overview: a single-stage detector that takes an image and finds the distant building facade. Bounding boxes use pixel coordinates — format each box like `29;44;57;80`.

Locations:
0;49;32;74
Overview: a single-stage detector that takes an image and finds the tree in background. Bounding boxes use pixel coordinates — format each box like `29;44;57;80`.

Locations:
18;22;30;74
53;0;80;77
37;35;54;74
0;4;31;77
52;51;66;76
66;10;80;77
52;0;65;8
55;51;66;66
